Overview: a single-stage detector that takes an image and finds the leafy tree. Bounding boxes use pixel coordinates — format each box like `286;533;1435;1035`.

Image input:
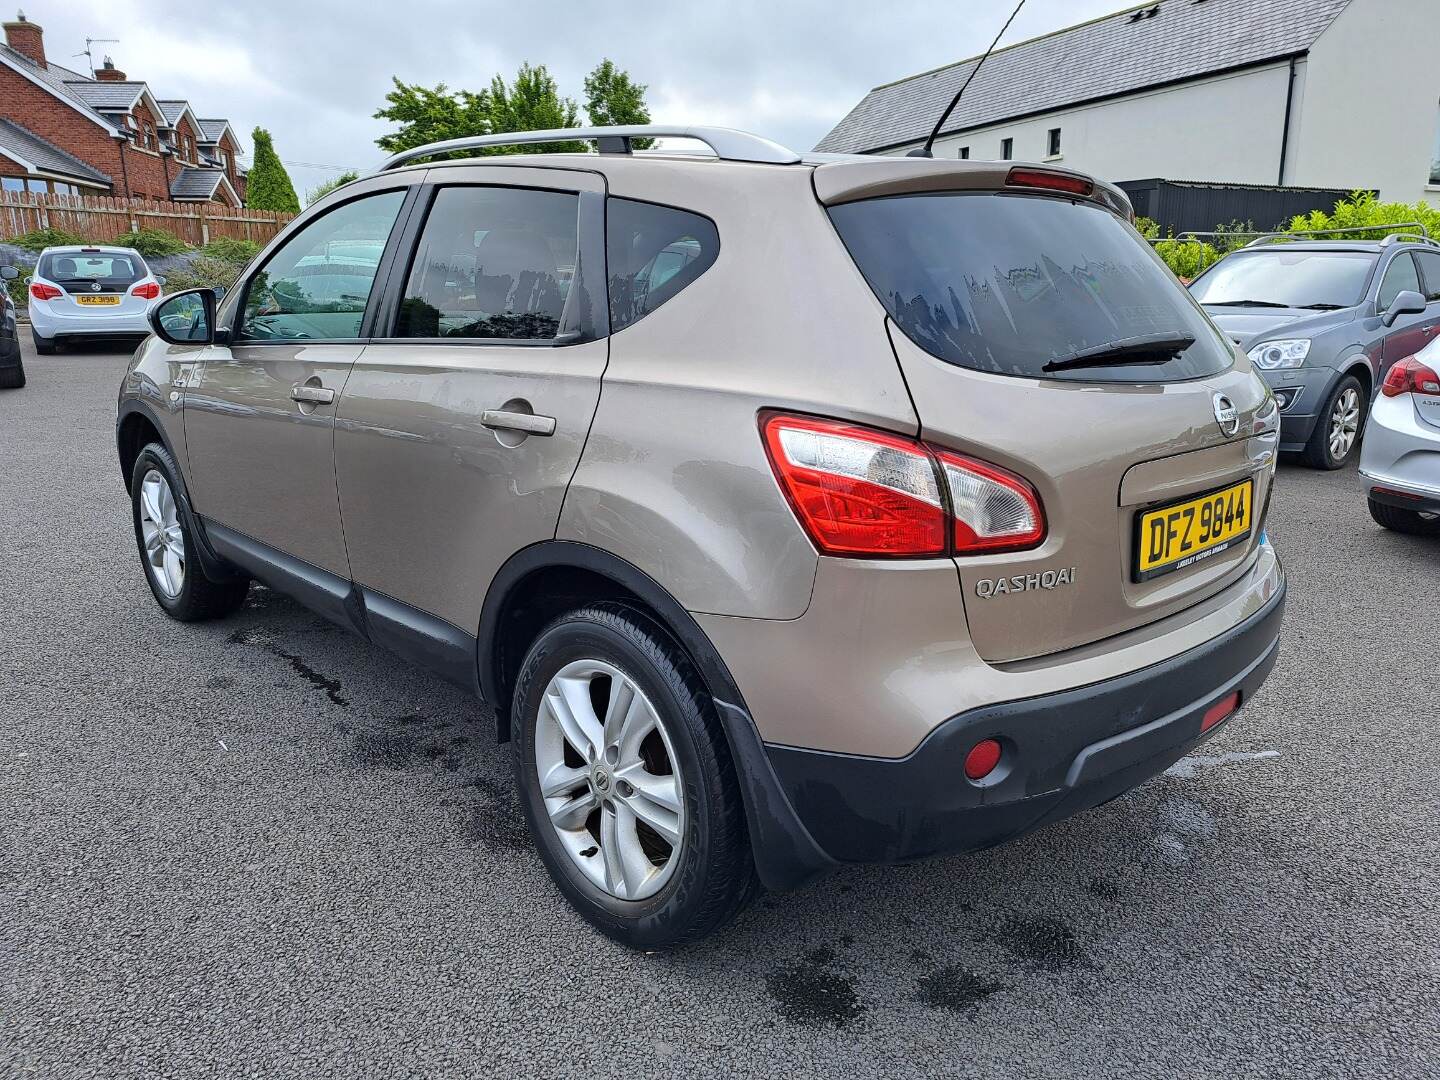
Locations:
584;59;652;148
484;64;584;154
245;128;301;214
306;170;360;206
373;78;492;154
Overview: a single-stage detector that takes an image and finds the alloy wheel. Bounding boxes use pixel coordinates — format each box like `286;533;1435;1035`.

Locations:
534;659;685;901
1328;386;1361;462
138;469;185;598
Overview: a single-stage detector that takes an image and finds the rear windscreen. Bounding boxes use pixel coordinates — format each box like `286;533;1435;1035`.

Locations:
829;192;1233;382
39;252;145;286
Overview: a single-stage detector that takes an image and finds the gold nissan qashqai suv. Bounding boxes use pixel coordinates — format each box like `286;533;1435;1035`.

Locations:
118;126;1285;948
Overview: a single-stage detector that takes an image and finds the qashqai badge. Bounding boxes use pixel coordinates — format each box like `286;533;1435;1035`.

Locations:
1213;394;1239;437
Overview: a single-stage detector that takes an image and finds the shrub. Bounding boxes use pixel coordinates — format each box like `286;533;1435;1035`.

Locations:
1288;190;1440;242
6;275;27;310
160;255;250;294
113;228;190;258
1134;216;1161;241
200;237;261;264
1153;236;1220;281
9;227;84;251
245;127;301;213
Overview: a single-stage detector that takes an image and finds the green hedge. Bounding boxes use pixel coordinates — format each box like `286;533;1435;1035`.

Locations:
1288;190;1440;241
113;228;191;258
8;227;84;251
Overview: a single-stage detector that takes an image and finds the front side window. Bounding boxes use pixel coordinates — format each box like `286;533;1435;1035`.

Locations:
606;198;719;333
1378;253;1421;310
1416;251;1440;302
239;190;404;341
1191;250;1375;310
395;185;579;340
830;191;1233;382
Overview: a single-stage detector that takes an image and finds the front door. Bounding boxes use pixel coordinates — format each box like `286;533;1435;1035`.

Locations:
333;167;608;637
1377;252;1432;372
184;187;410;577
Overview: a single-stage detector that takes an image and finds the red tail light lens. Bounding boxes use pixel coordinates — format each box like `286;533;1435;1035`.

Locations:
761;414;947;557
131;281;161;300
1200;691;1240;733
1006;167;1094;197
935;451;1046;554
1382;357;1440;397
30;282;61;301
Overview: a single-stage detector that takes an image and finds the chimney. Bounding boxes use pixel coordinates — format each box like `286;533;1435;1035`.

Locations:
3;11;46;66
95;55;127;81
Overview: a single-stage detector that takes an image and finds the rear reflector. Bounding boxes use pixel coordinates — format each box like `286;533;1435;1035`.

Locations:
1371;485;1423;501
761;414;946;557
964;738;1003;780
1200;691;1240;733
1006;168;1094;197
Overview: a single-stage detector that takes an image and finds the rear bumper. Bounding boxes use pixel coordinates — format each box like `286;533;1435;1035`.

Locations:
1359;393;1440;504
763;573;1285;865
29;305;152;339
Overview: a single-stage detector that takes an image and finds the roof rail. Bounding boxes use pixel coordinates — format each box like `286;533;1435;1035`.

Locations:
1242;222;1432;248
376;125;802;171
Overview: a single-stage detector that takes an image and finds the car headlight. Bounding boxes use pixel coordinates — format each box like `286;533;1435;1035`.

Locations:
1248;339;1310;369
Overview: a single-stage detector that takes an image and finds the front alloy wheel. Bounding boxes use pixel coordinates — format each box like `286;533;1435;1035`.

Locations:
138;469;186;598
1327;385;1361;463
535;659;685;901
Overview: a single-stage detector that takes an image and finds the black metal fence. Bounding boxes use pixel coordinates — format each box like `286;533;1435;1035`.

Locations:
1117;178;1372;234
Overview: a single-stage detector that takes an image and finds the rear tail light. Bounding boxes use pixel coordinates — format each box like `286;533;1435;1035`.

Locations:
30;282;61;301
131;281;161;300
935;451;1046;554
1382;356;1440;397
761;413;1047;558
1006;167;1094;197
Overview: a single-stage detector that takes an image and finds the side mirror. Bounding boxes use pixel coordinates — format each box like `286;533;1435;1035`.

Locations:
149;288;217;345
0;266;17;281
154;275;167;287
1383;289;1427;327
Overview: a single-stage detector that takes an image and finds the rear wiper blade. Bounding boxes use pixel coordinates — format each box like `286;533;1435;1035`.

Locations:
1202;300;1291;309
1041;333;1196;373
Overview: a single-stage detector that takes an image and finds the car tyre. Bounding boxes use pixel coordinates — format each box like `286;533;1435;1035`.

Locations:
1302;374;1364;469
1368;497;1440;536
130;442;249;621
31;330;57;355
0;359;23;389
512;602;759;948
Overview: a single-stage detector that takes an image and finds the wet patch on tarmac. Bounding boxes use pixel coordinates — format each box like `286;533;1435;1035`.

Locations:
766;947;864;1028
916;965;1008;1013
994;916;1089;970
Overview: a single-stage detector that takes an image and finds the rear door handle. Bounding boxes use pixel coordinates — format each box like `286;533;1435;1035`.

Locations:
481;409;556;436
291;384;335;405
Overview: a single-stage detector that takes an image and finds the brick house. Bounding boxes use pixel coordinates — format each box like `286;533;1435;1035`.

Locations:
0;11;247;205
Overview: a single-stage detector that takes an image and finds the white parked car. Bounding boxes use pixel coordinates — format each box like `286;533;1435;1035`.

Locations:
1360;335;1440;536
27;245;163;354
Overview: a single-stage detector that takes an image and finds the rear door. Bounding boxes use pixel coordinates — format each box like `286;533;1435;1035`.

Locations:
826;181;1272;662
333;166;608;637
185;185;413;578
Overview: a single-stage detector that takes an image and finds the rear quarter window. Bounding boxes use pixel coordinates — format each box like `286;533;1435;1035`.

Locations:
829;191;1233;382
606;198;718;333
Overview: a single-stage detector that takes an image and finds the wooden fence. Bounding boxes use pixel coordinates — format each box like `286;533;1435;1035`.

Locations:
0;192;293;247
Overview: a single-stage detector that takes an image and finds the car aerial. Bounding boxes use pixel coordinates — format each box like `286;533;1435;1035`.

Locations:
27;244;164;354
1189;234;1440;469
1359;334;1440;536
1;263;22;388
116;125;1286;948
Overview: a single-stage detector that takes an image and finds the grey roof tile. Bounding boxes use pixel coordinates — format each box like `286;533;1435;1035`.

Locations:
157;100;191;126
0;118;111;183
65;79;146;110
0;43;120;132
169;167;224;200
815;0;1352;153
197;119;232;143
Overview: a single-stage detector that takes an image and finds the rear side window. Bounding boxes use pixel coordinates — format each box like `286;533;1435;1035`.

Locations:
39;251;143;286
1378;253;1421;309
606;198;718;333
829;191;1232;382
396;186;578;341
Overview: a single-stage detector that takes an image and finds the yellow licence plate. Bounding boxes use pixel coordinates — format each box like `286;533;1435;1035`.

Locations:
74;294;120;306
1135;479;1254;582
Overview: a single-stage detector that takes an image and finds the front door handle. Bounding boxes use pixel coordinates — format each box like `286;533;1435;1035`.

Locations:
481;409;556;436
291;384;336;405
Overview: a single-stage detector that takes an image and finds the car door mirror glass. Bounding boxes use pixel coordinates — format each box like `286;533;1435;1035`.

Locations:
154;275;167;287
1383;289;1427;327
0;265;17;281
150;289;215;344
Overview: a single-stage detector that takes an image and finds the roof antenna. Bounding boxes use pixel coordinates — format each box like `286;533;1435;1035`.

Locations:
73;37;119;78
908;0;1026;158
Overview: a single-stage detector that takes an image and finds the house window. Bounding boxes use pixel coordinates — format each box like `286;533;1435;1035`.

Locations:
25;178;46;192
1047;128;1062;157
1000;137;1013;160
1431;107;1440;186
958;146;970;160
1;177;23;192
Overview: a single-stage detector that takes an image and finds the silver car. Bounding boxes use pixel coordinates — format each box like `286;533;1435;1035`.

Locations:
1360;335;1440;535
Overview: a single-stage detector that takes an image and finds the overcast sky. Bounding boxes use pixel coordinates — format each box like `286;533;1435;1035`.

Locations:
31;0;1122;195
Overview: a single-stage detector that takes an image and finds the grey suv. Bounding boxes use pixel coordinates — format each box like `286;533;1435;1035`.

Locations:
117;126;1286;947
1190;235;1440;469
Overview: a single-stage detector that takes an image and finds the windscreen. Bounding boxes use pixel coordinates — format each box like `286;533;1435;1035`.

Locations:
1189;250;1374;310
39;251;144;288
829;191;1233;382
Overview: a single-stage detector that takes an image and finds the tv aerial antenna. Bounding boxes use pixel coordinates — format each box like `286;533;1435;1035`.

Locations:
74;38;120;79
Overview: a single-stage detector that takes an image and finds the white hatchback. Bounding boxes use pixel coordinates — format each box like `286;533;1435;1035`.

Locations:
27;245;163;353
1360;336;1440;536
